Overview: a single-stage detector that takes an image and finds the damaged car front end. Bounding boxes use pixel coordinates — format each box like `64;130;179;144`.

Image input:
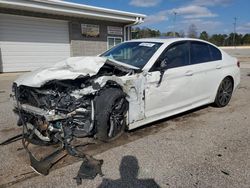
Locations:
12;57;141;146
10;41;162;177
11;57;136;177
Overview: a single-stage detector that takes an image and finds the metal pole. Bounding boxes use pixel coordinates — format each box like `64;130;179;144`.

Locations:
233;17;237;47
173;12;177;37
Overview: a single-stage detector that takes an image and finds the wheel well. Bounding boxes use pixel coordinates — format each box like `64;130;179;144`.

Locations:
225;75;234;89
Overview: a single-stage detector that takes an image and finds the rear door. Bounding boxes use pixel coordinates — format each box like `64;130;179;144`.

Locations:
189;41;223;105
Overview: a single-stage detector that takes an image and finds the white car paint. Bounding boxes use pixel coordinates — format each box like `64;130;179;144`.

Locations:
15;56;107;87
15;56;139;87
14;38;240;131
129;38;240;130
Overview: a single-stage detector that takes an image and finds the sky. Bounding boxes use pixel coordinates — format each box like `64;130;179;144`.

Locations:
68;0;250;35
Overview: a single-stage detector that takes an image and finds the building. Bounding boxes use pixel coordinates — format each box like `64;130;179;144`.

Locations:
0;0;145;72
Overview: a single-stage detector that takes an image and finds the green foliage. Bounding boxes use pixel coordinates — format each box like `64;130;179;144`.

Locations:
207;33;249;46
131;27;250;46
209;34;227;46
161;32;180;37
187;24;198;38
199;31;209;41
132;27;160;39
242;34;250;44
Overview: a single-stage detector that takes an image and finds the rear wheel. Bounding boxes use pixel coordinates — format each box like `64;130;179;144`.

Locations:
214;77;233;107
94;88;128;142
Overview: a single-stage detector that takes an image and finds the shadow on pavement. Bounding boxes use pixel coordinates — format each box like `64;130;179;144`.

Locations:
98;155;160;188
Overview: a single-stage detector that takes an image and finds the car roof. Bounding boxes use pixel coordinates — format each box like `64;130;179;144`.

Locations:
130;37;217;46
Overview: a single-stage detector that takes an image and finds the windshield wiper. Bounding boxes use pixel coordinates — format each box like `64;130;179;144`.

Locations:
106;58;139;70
106;59;140;74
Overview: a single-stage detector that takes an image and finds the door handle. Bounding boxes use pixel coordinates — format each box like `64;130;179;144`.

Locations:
185;70;193;76
216;65;222;69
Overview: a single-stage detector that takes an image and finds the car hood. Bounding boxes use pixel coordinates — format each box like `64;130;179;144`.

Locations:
14;56;138;87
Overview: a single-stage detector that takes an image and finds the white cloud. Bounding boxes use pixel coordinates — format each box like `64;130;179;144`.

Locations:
143;10;169;25
192;0;232;6
142;5;217;26
179;19;221;34
129;0;161;7
237;22;250;34
171;5;217;19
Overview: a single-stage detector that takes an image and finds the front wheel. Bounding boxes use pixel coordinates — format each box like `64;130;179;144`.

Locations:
94;88;128;142
214;77;234;107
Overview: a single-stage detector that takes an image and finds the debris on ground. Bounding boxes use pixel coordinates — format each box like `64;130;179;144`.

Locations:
0;134;23;145
1;133;104;185
221;170;230;176
74;156;104;185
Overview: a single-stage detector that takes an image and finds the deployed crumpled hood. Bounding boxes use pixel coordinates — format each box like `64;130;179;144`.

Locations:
15;56;107;87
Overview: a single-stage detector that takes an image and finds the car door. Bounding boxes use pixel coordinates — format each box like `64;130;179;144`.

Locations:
189;41;223;106
144;41;194;118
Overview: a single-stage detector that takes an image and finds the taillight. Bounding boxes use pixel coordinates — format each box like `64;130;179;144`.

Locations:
237;61;240;68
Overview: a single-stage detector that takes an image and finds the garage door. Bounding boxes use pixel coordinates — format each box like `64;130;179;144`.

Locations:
0;14;70;72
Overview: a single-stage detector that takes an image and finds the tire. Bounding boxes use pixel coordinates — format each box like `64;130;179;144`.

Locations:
94;88;128;142
214;77;234;107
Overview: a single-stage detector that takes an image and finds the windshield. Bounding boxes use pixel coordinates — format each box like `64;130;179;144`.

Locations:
101;42;163;69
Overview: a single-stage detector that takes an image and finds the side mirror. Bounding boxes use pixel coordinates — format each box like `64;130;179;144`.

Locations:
160;59;168;70
154;58;168;72
156;58;168;87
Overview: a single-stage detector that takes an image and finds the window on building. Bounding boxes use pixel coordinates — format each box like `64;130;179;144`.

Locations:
108;37;122;49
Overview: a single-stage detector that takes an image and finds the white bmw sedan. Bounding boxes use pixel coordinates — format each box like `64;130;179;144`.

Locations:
13;38;240;144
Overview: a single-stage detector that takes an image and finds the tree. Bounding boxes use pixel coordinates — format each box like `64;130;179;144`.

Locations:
242;34;250;45
224;33;243;46
161;31;180;37
179;30;185;37
209;34;227;46
199;31;209;41
132;26;250;46
187;24;198;38
131;27;160;39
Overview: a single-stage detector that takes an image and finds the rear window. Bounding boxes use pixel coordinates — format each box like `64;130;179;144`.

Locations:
191;42;211;64
209;45;222;61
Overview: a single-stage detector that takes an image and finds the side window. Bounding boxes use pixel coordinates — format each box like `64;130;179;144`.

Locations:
154;42;189;70
191;42;211;64
209;44;222;61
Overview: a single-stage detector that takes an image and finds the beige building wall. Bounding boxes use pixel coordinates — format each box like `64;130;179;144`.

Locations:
71;40;107;56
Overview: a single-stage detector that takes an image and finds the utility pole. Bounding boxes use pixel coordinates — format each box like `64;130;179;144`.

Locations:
173;11;177;37
233;17;237;47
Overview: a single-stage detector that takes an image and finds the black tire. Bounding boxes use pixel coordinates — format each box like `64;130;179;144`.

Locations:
214;77;234;107
94;88;128;142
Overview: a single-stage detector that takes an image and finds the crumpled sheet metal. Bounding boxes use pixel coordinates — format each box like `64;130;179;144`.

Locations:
15;56;107;87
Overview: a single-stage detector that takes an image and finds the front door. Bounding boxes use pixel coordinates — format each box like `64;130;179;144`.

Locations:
145;41;194;118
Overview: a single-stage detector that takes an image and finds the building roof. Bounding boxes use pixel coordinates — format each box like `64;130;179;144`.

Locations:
0;0;146;24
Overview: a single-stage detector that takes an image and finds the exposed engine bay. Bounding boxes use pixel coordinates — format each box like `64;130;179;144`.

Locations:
13;79;95;144
12;57;142;144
